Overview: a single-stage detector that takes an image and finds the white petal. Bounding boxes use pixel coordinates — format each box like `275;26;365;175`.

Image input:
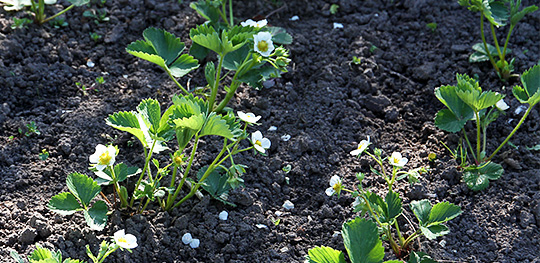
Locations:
95;164;107;171
44;0;56;4
254;31;272;42
114;229;125;240
256;19;267;27
496;99;509;111
352;197;361;207
254;144;266;153
325;187;335;196
350;149;362;156
260;138;271;149
189;239;200;248
182;233;193;244
252;131;263;142
329;175;340;186
241;19;256;27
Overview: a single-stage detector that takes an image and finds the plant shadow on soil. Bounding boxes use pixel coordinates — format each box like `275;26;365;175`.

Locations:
0;0;539;262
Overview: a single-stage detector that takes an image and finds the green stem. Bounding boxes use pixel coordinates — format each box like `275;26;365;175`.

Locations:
110;168;128;208
461;128;477;162
130;141;156;207
172;144;228;209
169;165;178;188
394;220;405;246
166;70;189;95
386;227;400;256
480;13;501;74
365;151;389;182
98;246;119;263
489;23;504;62
166;136;200;210
229;0;233;26
36;0;45;24
475;111;481;163
487;105;533;161
388;166;398;191
402;229;422;249
502;25;515;58
42;4;75;23
209;54;225;112
214;79;240;113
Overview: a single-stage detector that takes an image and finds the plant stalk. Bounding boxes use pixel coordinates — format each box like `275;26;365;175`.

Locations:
166;70;189;95
209;54;225;112
489;23;504;62
166;136;200;210
475;111;481;163
487;105;533;161
480;13;501;74
172;144;228;209
461;128;477;162
42;4;75;23
502;25;515;57
130;141;156;207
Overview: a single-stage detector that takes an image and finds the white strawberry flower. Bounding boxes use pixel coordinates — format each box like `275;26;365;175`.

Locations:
325;175;342;196
495;99;509;111
89;144;117;171
389;152;408;167
238;111;261;124
113;230;138;249
253;32;275;57
251;131;271;153
350;136;371;156
241;19;267;28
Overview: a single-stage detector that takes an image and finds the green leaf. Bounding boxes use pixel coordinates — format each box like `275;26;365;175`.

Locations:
510;5;538;26
190;0;221;22
190;24;225;54
63;259;83;263
127;28;198;78
486;1;509;27
66;173;101;208
29;245;54;261
385;190;402;223
169;54;200;78
189;42;211;60
342;217;385;263
142;27;186;65
66;0;90;6
84;201;108;231
196;165;234;206
428;202;462;225
462;162;504;190
106;111;146;147
223;45;251;71
137;98;161;135
306;246;346;263
469;43;503;63
410;200;432;226
205;61;216;88
408;252;438;263
267;27;293;45
48;192;83;215
97;163;141;185
434;85;474;125
200;113;236;139
515;65;540;106
434;109;467;133
420;224;450;240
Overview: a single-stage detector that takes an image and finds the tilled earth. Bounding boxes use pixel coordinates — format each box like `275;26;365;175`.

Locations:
0;0;539;262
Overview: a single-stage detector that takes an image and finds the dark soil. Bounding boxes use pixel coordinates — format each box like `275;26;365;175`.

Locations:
1;0;539;262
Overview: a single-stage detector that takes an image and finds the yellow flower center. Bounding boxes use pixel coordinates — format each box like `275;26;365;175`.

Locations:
333;184;341;191
257;40;268;52
255;140;262;147
392;157;399;164
174;155;183;166
118;237;127;244
99;152;112;165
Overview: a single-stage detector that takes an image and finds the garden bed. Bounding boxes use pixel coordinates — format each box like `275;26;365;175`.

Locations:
0;0;539;262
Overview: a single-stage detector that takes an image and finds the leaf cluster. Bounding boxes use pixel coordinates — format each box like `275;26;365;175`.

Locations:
11;245;83;263
434;66;540;190
48;173;108;231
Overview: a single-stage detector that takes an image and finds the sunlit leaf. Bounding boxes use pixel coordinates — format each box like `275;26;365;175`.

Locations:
462;162;504;190
66;173;101;208
306;246;346;263
342;217;385;263
48;192;83;215
84;201;108;231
